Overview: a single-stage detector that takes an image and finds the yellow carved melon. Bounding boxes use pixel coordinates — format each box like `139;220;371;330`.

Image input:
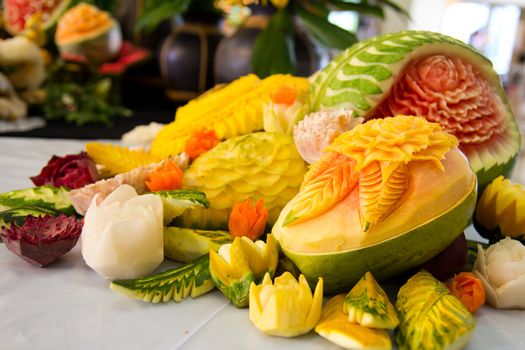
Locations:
273;116;476;293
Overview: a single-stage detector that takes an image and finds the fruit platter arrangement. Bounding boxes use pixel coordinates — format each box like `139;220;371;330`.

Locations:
2;31;525;349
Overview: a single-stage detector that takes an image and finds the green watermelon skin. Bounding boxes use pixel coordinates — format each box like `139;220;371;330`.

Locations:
277;183;477;293
309;31;521;191
310;31;496;112
110;254;215;304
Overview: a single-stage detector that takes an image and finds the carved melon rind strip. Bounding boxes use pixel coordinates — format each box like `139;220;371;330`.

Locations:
310;31;492;116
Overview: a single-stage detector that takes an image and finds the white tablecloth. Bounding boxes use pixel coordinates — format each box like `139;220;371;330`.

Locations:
0;137;524;350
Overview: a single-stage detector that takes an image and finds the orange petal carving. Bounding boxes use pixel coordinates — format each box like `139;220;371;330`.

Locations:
359;161;408;231
228;199;268;241
145;160;184;192
284;152;358;226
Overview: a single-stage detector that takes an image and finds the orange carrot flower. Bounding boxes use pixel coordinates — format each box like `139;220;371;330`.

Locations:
145;160;184;192
447;272;486;313
185;128;220;161
271;85;297;106
228;199;268;241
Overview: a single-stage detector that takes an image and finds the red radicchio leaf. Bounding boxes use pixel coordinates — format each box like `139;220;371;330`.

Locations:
0;214;83;267
420;232;468;281
31;152;100;190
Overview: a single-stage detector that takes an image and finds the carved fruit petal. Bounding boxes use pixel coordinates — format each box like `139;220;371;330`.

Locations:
359;161;382;231
359;161;408;231
284;152;358;226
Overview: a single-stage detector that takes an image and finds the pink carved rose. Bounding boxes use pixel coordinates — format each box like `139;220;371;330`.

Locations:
31;152;100;189
373;55;506;151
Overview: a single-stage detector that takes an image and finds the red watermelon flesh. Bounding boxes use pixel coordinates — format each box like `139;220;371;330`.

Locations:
3;0;68;34
310;32;521;196
372;55;510;164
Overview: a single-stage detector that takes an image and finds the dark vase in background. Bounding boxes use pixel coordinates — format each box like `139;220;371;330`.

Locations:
214;5;328;84
159;14;224;101
116;0;172;52
115;0;175;111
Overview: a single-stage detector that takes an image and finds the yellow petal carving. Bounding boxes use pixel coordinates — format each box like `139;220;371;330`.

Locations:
359;161;408;231
150;74;309;158
316;294;392;350
327;115;458;171
358;161;382;231
86;142;160;176
284;152;358;226
323;116;456;229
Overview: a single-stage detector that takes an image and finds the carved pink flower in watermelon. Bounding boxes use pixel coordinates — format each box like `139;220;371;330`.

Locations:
3;0;63;34
374;55;507;151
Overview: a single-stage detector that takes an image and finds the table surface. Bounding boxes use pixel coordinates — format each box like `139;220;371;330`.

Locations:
1;137;524;350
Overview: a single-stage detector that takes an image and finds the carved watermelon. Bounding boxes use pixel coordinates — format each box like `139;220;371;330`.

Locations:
3;0;71;34
310;31;521;191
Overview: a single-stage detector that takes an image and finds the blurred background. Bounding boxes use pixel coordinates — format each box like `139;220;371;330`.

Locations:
1;0;525;141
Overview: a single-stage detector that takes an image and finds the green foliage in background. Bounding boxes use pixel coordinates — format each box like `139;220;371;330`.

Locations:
74;0;121;13
137;0;408;78
43;60;131;126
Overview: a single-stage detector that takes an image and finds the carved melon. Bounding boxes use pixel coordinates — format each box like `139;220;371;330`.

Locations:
151;74;309;159
310;31;521;191
179;132;306;230
273;116;477;293
55;3;122;64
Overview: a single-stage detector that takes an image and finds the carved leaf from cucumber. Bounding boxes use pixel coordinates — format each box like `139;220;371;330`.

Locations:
164;227;232;263
395;271;476;350
153;189;209;224
0;186;76;227
343;271;399;329
110;254;215;303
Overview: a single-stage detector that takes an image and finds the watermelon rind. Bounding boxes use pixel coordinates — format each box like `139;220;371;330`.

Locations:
163;227;232;263
309;30;521;192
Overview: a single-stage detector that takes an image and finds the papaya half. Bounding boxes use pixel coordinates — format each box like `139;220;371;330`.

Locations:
273;116;477;293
